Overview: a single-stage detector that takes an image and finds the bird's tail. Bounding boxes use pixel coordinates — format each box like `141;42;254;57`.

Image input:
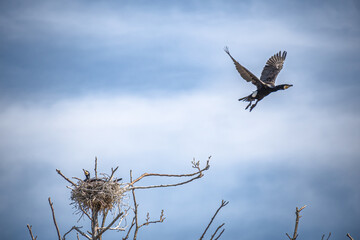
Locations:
238;94;252;102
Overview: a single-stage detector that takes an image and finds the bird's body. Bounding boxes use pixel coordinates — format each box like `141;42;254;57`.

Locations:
82;169;122;182
224;47;292;111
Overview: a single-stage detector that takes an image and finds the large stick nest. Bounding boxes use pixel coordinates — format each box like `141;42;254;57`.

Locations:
71;178;128;213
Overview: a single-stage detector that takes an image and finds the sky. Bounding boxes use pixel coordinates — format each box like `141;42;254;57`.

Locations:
0;0;359;239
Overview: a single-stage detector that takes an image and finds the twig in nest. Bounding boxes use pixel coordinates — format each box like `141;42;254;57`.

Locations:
286;205;307;240
199;200;229;240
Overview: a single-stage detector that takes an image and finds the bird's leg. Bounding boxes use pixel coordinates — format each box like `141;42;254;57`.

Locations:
245;101;252;110
249;100;259;112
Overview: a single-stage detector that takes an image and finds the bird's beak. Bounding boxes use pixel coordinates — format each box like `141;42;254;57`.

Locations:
285;84;293;89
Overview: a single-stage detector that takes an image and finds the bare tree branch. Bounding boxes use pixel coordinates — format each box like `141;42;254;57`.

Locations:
62;226;91;240
214;229;225;240
139;210;165;228
123;217;136;240
78;204;92;221
109;166;119;181
199;200;229;240
48;197;61;240
130;157;211;190
286;205;307;240
347;233;354;240
96;212;124;238
321;232;331;240
56;169;77;186
26;224;37;240
95;156;98;179
210;223;225;240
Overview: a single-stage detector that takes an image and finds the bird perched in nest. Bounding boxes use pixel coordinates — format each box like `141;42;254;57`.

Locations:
224;47;293;111
83;169;122;182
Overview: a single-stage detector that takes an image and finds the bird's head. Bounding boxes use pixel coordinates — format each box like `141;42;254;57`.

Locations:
282;84;293;90
83;169;90;180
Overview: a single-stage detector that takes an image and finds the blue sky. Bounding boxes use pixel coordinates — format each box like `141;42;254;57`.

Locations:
0;0;359;239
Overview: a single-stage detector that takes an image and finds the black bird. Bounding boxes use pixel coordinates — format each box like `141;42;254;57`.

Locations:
224;47;293;111
82;169;122;182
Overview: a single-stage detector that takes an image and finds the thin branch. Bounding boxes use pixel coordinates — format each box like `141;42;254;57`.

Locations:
62;226;91;240
139;210;165;228
321;232;331;240
131;170;140;240
286;205;307;240
130;157;211;190
56;169;77;186
109;166;119;181
347;233;354;240
26;224;37;240
214;229;225;240
131;156;210;185
48;197;61;240
199;200;229;240
95;156;98;179
210;223;225;240
101;209;109;229
78;204;92;221
96;212;124;238
123;217;136;240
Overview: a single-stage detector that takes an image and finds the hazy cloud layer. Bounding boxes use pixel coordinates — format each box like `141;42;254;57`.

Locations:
0;0;359;239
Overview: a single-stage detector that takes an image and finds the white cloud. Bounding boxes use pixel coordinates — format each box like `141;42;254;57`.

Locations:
0;86;358;177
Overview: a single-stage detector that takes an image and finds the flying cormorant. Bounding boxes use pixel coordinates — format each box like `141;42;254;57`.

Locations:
224;47;293;111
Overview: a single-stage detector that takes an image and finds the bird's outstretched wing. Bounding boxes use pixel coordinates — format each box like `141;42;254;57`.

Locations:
260;51;287;86
224;47;265;89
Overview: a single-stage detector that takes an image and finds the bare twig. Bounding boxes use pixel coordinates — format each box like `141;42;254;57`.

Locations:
286;205;307;240
109;166;119;181
130;157;211;190
214;229;225;240
56;169;77;186
321;232;331;240
199;200;229;240
48;197;61;240
26;224;37;240
78;204;92;221
96;212;124;238
131;170;140;240
123;217;136;240
139;210;165;228
95;156;98;179
210;223;225;240
62;226;91;240
101;209;109;229
347;233;354;240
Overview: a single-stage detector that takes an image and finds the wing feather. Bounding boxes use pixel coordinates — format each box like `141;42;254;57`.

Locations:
260;51;287;86
224;47;265;89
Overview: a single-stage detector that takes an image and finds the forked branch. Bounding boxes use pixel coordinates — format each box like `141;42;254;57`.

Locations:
286;205;307;240
26;225;37;240
199;199;229;240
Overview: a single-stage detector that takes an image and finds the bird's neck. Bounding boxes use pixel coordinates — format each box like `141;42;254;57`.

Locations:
274;84;286;91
